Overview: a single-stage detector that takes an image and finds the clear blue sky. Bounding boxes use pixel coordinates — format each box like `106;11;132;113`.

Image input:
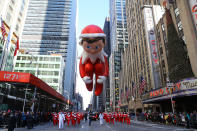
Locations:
76;0;109;110
77;0;109;37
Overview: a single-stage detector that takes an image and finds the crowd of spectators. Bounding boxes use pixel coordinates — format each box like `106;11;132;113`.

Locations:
0;110;52;130
142;111;197;129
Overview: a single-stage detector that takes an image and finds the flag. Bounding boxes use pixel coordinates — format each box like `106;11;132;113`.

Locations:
126;86;129;99
1;17;6;40
5;29;12;49
132;81;136;97
140;76;146;94
14;38;19;56
121;89;124;99
132;81;137;89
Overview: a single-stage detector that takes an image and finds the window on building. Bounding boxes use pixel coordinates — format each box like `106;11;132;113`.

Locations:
42;71;47;75
44;57;49;61
22;56;26;60
174;8;179;17
48;71;53;75
10;0;15;5
177;21;183;31
56;58;60;62
55;64;60;68
38;71;41;75
43;64;48;68
9;5;13;12
49;64;54;68
17;57;21;60
53;78;58;83
182;35;186;44
15;63;19;67
54;71;59;76
6;12;11;24
52;86;58;90
32;63;36;68
39;64;43;68
26;63;30;67
20;63;25;67
161;24;165;31
15;24;19;32
39;57;43;61
18;18;21;23
47;78;52;83
50;57;55;61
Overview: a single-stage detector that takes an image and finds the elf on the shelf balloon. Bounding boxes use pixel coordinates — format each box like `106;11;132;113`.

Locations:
79;25;109;96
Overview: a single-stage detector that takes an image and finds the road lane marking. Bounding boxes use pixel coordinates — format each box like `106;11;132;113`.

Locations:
105;124;116;131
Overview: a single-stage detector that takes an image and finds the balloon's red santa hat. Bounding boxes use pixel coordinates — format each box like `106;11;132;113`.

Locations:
79;25;106;45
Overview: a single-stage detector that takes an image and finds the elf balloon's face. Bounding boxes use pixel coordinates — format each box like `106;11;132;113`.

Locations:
82;38;105;54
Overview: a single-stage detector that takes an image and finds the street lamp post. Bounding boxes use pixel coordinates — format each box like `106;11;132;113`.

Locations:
23;85;28;112
166;76;175;114
166;64;182;114
28;54;38;112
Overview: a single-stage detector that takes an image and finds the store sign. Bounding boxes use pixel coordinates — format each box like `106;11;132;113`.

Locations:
0;71;30;83
149;78;197;98
180;78;197;89
149;83;181;98
189;0;197;32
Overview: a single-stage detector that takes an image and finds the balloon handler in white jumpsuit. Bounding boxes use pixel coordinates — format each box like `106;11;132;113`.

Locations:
99;112;104;125
58;111;65;129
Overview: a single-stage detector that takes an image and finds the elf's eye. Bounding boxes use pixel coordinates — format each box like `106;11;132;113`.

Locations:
95;46;99;49
87;46;91;49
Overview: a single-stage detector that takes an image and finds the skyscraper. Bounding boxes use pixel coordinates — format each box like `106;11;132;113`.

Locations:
103;17;111;111
20;0;77;100
0;0;29;71
109;0;128;111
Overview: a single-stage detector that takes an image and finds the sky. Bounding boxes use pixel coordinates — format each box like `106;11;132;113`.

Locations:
76;0;109;110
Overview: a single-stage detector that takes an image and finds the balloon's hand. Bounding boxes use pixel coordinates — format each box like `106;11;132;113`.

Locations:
97;76;106;84
82;76;92;84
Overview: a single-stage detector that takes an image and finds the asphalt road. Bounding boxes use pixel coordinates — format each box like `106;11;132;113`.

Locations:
0;120;196;131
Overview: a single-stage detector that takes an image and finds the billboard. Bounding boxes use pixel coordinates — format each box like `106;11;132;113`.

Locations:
189;0;197;33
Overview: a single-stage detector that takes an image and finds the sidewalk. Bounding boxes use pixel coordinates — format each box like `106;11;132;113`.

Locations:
0;123;52;131
131;120;196;131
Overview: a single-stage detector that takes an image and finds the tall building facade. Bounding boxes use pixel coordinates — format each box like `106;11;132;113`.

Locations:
123;0;197;113
20;0;77;100
109;0;128;111
0;0;29;71
103;17;111;111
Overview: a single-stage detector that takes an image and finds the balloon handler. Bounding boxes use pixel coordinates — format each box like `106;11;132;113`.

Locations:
79;25;109;96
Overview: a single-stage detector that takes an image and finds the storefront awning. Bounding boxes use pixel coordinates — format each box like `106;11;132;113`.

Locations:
0;71;72;105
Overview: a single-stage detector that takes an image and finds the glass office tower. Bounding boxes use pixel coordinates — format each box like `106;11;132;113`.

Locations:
20;0;77;100
109;0;128;111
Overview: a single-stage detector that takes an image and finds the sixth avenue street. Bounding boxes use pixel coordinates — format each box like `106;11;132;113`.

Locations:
1;120;195;131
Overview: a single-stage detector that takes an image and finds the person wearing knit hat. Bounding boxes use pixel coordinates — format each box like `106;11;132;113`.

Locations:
79;25;109;96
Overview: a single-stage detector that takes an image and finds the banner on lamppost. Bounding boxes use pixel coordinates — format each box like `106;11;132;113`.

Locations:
142;5;164;89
